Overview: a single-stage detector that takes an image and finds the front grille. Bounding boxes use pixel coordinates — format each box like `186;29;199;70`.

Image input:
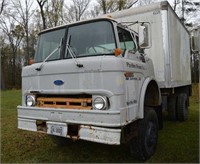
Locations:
36;95;92;110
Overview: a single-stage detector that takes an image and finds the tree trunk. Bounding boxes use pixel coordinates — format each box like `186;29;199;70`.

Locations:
1;63;6;90
37;0;47;29
12;50;16;87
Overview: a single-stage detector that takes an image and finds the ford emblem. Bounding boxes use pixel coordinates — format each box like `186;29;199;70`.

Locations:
54;80;64;86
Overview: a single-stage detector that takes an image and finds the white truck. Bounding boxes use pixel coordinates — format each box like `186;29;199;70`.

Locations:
17;1;191;161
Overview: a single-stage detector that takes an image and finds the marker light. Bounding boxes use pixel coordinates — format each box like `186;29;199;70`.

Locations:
114;48;122;56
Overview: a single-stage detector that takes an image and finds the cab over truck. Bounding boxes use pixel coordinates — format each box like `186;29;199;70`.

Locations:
17;1;191;161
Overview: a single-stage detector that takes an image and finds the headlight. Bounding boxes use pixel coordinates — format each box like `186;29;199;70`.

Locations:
93;96;108;110
26;95;36;107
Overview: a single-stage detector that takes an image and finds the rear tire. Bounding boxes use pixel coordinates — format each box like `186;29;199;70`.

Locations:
167;95;177;120
129;109;159;161
177;93;189;121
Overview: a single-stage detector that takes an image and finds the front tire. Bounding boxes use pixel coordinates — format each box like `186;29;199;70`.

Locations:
129;109;159;161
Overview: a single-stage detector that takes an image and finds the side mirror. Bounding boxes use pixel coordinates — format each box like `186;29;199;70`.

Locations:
139;23;151;49
191;36;199;52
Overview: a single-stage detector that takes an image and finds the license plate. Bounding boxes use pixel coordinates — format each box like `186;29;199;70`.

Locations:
47;122;68;137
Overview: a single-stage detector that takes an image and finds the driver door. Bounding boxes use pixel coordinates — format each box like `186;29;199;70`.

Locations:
118;27;144;120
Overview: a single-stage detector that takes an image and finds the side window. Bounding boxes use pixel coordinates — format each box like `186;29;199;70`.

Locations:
118;27;136;51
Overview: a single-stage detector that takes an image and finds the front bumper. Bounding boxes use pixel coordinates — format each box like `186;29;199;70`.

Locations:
17;106;127;145
18;118;121;145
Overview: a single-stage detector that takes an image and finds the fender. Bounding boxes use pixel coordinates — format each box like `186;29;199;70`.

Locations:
138;77;161;119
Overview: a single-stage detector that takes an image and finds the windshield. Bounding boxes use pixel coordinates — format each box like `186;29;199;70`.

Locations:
34;28;65;62
34;20;116;63
65;21;116;58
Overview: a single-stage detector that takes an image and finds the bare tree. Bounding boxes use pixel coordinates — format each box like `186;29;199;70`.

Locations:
46;0;64;27
171;0;200;28
137;0;156;6
65;0;91;22
0;15;24;87
173;0;180;12
118;0;138;10
36;0;66;28
0;34;6;89
97;0;138;14
37;0;47;29
97;0;114;14
90;4;101;18
10;0;35;65
0;0;5;15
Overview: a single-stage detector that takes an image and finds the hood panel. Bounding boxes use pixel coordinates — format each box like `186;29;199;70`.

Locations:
22;56;125;96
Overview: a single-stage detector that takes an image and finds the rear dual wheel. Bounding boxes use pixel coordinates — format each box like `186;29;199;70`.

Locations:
167;93;189;121
177;93;189;121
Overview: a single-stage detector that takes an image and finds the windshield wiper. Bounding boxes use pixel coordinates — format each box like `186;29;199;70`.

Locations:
35;38;63;71
66;35;83;68
66;45;83;68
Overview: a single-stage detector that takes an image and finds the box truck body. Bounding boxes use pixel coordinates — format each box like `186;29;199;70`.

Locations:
105;1;191;88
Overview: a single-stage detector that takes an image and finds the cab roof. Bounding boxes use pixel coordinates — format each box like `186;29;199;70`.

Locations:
39;17;117;35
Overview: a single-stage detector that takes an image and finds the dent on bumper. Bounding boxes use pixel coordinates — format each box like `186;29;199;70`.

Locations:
18;118;121;145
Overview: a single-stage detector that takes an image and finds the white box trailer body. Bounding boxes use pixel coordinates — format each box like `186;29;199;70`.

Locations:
106;1;191;88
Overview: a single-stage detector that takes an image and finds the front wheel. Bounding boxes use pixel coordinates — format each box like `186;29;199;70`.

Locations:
129;109;159;161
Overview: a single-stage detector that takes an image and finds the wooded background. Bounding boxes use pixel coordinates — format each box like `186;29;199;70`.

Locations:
0;0;199;90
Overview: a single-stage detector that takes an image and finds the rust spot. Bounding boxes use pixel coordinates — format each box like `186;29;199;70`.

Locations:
71;136;79;142
36;97;92;110
124;72;134;78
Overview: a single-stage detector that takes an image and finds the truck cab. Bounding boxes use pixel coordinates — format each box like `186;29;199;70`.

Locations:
18;18;162;160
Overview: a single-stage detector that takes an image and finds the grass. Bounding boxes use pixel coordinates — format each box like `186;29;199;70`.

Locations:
1;85;199;163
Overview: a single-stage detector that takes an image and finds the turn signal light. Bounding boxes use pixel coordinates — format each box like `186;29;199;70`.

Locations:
114;48;122;56
29;59;34;65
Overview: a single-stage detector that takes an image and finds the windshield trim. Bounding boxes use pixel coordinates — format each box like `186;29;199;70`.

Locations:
34;19;117;63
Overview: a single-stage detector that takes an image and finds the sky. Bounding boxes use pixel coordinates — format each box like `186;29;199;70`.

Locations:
2;0;200;29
